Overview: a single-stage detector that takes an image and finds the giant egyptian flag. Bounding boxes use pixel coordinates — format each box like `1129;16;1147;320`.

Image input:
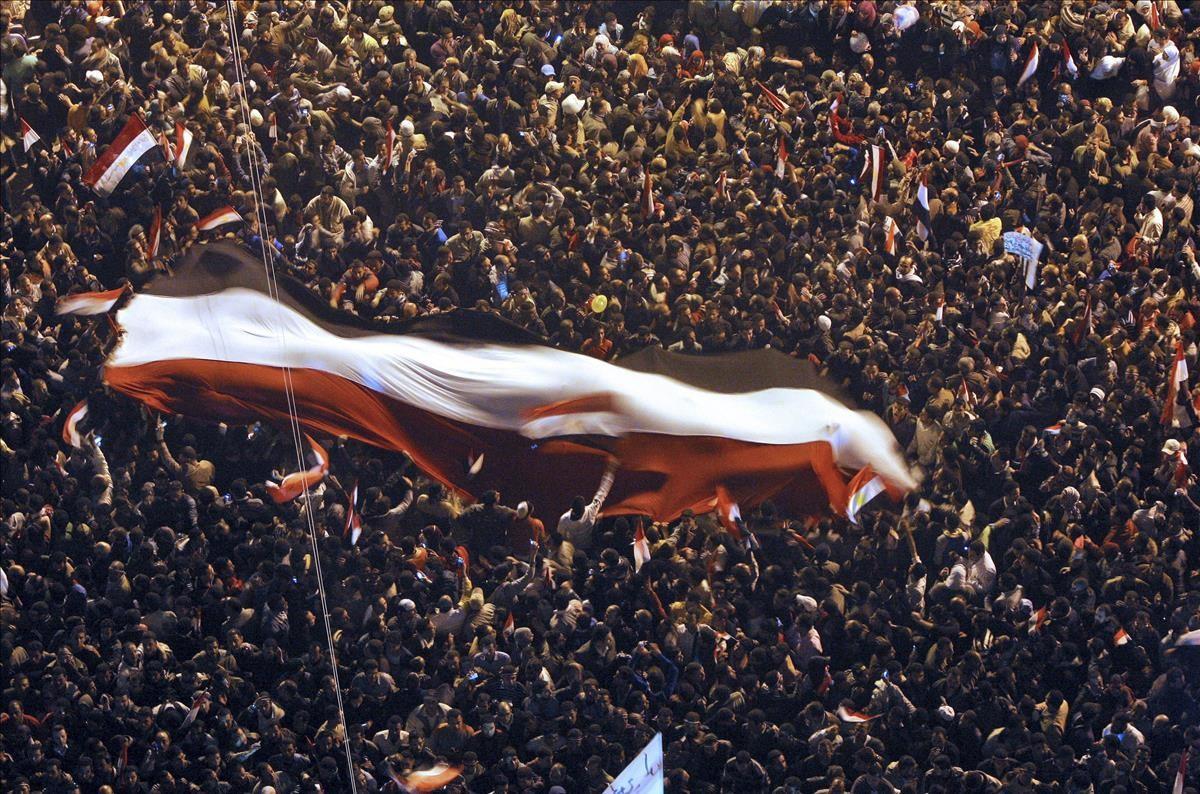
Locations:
68;242;916;521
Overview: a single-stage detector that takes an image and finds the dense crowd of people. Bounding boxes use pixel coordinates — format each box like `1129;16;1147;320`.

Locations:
3;1;1200;792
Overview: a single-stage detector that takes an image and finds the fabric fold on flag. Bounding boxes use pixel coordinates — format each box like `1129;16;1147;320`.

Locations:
81;242;917;522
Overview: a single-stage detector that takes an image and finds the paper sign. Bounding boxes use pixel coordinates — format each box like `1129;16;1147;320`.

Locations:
604;733;664;794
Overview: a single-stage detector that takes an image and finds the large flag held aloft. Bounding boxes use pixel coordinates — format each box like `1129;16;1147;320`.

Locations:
63;242;916;522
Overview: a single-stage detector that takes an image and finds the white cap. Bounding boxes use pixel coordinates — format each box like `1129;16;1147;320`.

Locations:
943;139;960;155
516;501;530;519
817;315;832;332
1162;438;1182;455
250;108;263;126
1089;386;1105;400
335;85;352;101
544;81;564;94
400;118;415;135
1163;106;1179;124
399;598;416;611
86;70;104;84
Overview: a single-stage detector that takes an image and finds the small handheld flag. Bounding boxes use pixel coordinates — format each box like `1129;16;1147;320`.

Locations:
1018;42;1040;87
197;206;243;231
85;113;162;196
756;80;789;115
20;117;40;152
845;466;887;525
63;401;89;448
175;121;194;169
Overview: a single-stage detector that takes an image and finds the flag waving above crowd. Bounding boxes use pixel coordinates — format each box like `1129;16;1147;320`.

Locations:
66;242;916;522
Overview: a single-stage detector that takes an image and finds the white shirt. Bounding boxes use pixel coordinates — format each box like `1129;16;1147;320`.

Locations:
968;551;997;594
556;466;615;549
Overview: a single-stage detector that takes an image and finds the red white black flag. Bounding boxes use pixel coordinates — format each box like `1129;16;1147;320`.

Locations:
64;241;917;522
20;117;40;151
1018;42;1040;87
85;113;163;196
175;121;195;169
197;206;243;231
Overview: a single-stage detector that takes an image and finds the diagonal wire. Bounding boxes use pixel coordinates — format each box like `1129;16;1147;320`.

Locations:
221;5;358;790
